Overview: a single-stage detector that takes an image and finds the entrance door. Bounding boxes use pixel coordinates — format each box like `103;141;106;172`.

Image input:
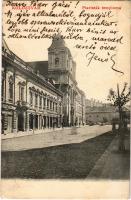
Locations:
50;117;52;128
18;113;24;131
29;114;33;129
43;116;46;128
35;115;38;129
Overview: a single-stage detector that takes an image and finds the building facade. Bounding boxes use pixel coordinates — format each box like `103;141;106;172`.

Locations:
2;40;63;134
75;88;86;125
47;34;85;126
85;99;116;124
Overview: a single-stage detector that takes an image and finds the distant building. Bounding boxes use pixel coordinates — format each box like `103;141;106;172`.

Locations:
75;88;86;126
2;39;63;134
85;99;116;124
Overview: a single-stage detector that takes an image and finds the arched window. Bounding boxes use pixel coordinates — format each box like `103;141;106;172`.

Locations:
19;87;24;101
39;95;42;108
47;99;49;109
55;57;59;65
35;93;38;107
18;81;26;101
30;91;33;105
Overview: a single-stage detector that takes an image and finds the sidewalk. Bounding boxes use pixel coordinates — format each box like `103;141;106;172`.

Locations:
1;126;72;140
87;133;130;179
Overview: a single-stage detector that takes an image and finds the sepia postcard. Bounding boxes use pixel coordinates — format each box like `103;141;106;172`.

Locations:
1;0;130;199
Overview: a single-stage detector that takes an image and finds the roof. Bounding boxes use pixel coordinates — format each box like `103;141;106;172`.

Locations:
49;33;65;49
2;38;13;55
48;34;72;57
86;106;115;112
27;61;48;77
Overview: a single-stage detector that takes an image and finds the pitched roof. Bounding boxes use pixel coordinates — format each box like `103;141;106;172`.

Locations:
27;61;48;77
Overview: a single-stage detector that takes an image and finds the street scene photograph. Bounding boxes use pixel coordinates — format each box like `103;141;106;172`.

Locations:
1;0;130;182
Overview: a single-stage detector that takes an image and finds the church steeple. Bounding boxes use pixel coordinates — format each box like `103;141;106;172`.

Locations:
48;34;76;82
49;34;66;50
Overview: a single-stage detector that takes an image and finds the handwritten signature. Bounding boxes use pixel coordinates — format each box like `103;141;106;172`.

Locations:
86;51;124;75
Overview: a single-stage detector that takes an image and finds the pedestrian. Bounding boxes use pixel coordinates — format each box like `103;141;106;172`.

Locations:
112;119;116;133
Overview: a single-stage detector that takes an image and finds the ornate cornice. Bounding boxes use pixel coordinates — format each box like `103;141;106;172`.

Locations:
2;54;63;98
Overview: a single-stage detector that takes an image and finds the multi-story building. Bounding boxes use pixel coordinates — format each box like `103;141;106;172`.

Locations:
2;39;63;134
86;98;104;108
47;34;85;126
85;99;116;124
29;34;86;127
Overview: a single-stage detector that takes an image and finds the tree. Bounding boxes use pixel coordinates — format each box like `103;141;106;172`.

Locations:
107;82;130;151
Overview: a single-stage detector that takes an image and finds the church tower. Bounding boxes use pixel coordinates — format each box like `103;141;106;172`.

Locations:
48;34;77;126
48;34;76;83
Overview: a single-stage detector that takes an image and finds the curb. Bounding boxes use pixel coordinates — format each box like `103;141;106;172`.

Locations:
1;126;85;140
87;135;117;178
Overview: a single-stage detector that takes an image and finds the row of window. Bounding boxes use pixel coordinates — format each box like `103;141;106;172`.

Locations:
2;76;61;113
2;76;25;102
30;91;60;112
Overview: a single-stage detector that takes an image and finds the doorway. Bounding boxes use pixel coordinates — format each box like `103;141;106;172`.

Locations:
29;114;33;129
35;115;38;129
18;113;24;131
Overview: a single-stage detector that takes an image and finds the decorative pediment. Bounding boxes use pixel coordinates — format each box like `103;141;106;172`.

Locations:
18;81;26;86
8;75;14;83
37;88;40;93
43;93;47;97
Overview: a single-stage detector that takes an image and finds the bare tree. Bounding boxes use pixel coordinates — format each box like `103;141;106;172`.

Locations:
107;82;130;151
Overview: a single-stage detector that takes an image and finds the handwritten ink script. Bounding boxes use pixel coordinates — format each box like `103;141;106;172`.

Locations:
3;0;124;74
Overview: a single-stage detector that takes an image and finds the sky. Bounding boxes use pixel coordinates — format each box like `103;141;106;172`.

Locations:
3;1;130;102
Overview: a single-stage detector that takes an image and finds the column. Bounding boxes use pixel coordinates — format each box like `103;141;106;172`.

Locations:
23;112;26;131
48;116;50;128
12;111;17;133
37;115;39;129
6;73;9;102
42;116;43;129
41;96;43;110
33;115;35;130
45;97;47;109
45;116;47;128
39;115;42;130
25;111;29;131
